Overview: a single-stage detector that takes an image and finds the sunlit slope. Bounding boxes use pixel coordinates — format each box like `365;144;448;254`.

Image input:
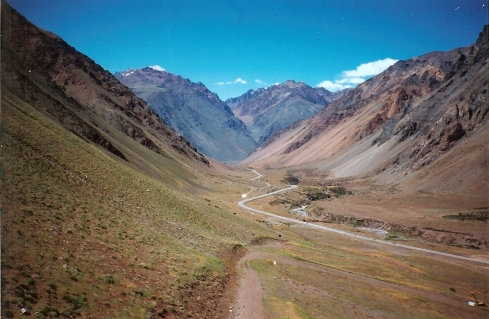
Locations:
244;26;489;193
1;86;270;317
1;2;271;317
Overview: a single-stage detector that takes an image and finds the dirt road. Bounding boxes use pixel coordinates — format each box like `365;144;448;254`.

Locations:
232;250;265;319
238;171;489;265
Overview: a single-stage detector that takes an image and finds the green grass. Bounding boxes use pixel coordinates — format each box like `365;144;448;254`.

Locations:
248;245;486;319
1;91;271;317
243;221;489;319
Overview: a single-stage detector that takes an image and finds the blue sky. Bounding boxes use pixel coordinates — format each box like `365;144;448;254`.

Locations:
8;0;488;99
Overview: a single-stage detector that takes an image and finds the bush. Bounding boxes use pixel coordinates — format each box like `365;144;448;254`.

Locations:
282;174;300;185
328;186;349;197
62;292;88;313
302;188;331;201
103;275;116;284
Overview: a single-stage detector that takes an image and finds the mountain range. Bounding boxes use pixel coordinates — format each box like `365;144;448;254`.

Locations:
115;68;257;162
226;81;341;144
115;70;341;162
245;25;488;195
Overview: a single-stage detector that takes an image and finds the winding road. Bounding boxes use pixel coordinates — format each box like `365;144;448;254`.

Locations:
238;170;489;265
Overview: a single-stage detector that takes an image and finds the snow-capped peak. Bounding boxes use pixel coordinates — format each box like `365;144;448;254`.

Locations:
121;69;135;77
149;65;165;72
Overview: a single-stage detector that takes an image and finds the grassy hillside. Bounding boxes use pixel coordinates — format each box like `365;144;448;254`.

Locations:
0;3;274;317
1;88;271;318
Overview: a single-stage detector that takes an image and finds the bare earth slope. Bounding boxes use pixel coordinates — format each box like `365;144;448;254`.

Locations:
244;26;488;198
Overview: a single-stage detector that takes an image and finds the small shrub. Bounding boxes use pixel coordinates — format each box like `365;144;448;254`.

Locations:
62;292;88;310
46;282;57;296
22;208;33;216
103;275;116;284
39;304;60;318
302;187;331;201
70;268;84;282
282;174;300;185
353;219;364;227
14;278;38;305
385;232;406;240
329;186;347;196
134;289;152;298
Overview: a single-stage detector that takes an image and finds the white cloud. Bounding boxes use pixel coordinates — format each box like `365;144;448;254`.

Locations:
235;77;247;84
149;65;165;72
316;80;352;92
255;79;266;84
316;58;398;92
335;77;365;84
216;77;248;85
342;58;398;78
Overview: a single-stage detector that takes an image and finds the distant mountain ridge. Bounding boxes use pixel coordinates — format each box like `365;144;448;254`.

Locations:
226;80;340;144
115;67;257;162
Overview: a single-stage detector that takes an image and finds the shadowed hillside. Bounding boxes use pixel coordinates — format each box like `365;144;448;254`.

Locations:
115;68;257;163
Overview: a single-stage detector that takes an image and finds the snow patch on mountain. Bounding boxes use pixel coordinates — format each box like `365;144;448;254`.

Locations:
149;65;165;72
121;69;135;77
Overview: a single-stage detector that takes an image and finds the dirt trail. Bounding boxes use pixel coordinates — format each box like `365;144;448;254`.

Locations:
230;169;489;318
231;244;489;319
232;250;265;319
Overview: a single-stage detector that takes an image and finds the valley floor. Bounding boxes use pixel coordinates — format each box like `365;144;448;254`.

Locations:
226;169;489;319
2;91;487;318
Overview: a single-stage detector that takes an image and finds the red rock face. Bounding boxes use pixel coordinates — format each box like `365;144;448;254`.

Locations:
245;25;489;182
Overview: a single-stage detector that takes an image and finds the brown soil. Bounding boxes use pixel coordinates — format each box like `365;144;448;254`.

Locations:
152;244;246;319
231;241;489;319
232;251;265;319
231;238;284;319
286;169;489;251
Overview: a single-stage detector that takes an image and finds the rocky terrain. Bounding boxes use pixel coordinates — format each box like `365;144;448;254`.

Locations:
115;67;257;163
227;80;339;144
242;26;488;257
244;26;489;194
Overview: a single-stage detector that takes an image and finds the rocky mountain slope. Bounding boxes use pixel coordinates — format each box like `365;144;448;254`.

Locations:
115;68;257;163
226;80;337;144
245;25;488;194
1;1;209;171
